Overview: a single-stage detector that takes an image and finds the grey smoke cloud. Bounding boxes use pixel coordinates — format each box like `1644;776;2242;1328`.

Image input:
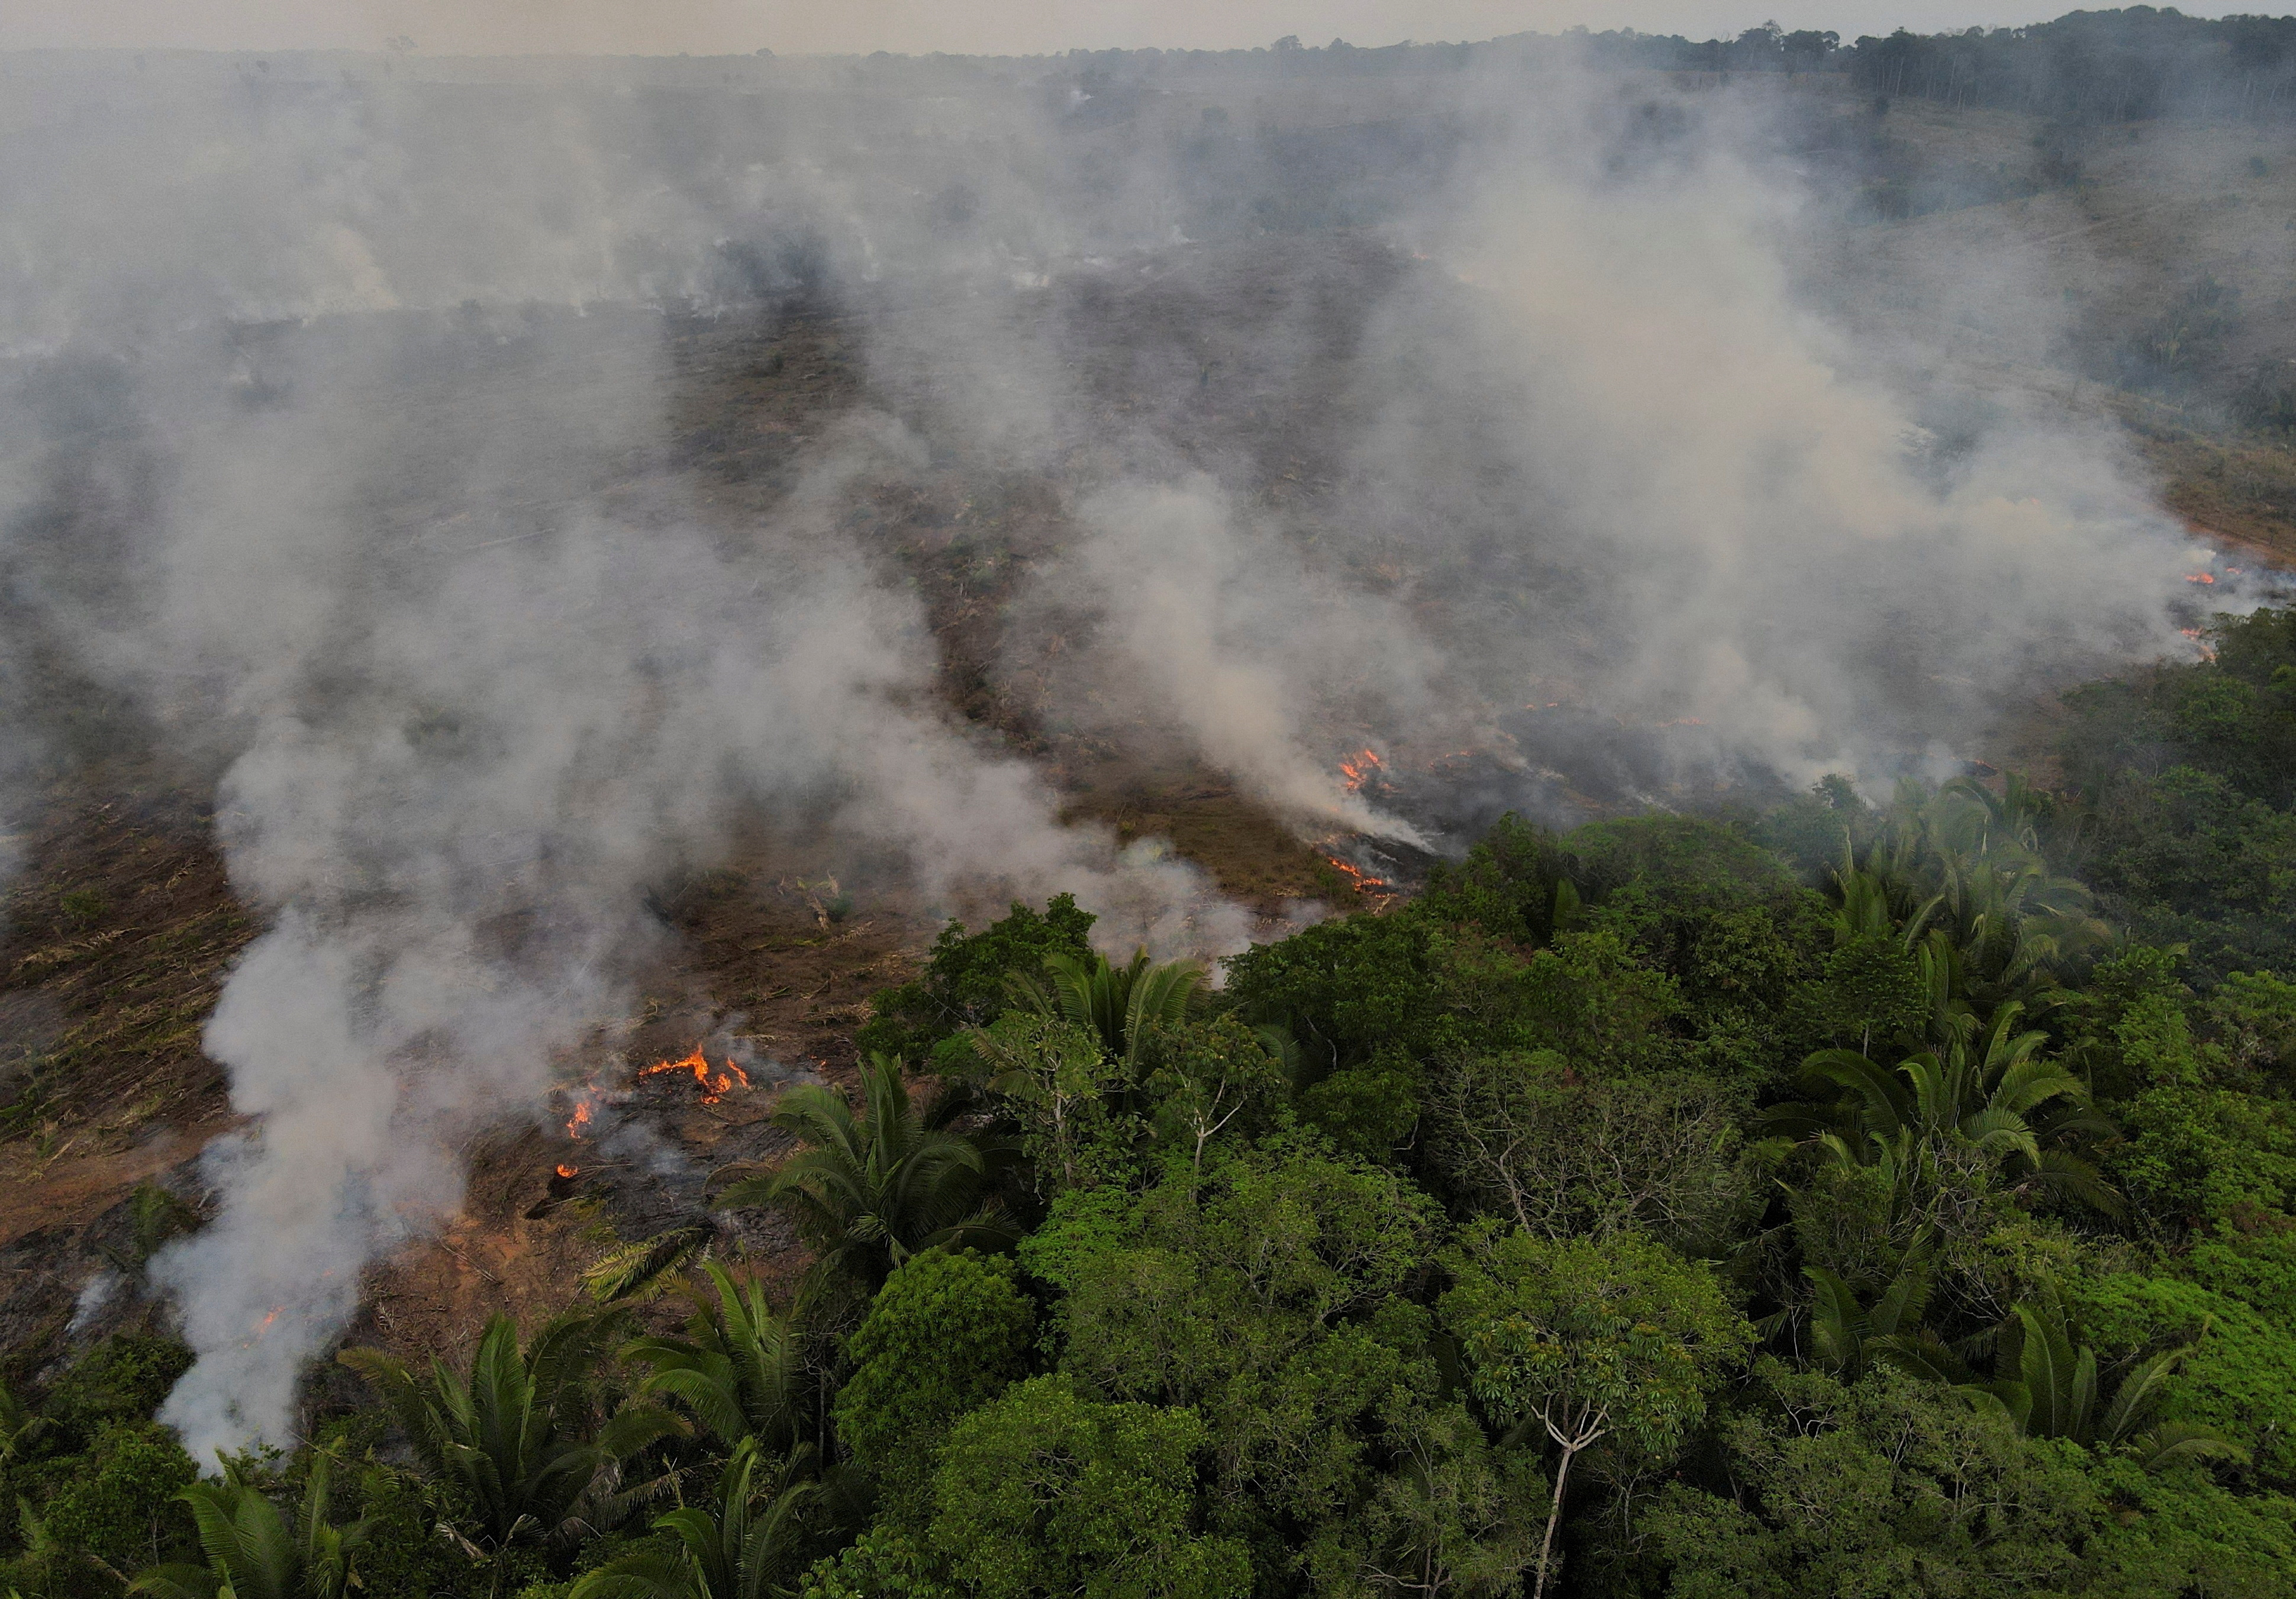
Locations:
1;67;1255;1456
1319;85;2210;789
0;3;2217;58
128;366;1253;1456
0;41;2230;1461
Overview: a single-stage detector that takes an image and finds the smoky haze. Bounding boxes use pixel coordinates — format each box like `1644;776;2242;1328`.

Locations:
0;39;2220;1458
0;4;2163;57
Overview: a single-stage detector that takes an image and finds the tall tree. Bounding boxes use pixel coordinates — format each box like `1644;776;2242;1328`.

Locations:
1438;1225;1753;1599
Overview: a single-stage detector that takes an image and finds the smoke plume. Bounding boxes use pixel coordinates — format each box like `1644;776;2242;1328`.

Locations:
0;42;2233;1459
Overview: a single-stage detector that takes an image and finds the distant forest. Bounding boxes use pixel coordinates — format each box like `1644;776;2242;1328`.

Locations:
1018;10;2296;125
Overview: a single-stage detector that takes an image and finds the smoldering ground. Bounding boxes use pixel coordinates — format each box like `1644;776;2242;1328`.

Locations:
0;42;2237;1458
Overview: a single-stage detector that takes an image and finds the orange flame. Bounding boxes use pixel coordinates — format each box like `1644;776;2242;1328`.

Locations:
2187;572;2217;584
1337;748;1383;792
565;1099;593;1139
556;1163;579;1179
1324;856;1391;893
642;1045;753;1105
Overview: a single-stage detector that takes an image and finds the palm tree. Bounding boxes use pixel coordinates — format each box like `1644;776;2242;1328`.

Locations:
1821;778;2114;1034
569;1439;818;1599
717;1053;1008;1289
582;1226;718;1306
1888;1285;2247;1473
1766;1001;2122;1217
624;1264;812;1456
338;1310;682;1560
1009;950;1208;1073
0;1375;53;1469
128;1453;366;1599
1802;1232;1938;1380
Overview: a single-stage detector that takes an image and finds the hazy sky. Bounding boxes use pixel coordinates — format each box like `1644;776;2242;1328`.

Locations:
0;1;2262;57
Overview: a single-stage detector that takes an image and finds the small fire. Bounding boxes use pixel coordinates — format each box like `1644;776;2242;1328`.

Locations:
556;1163;579;1179
1337;748;1383;792
2187;572;2217;584
642;1044;752;1104
565;1098;593;1139
1324;855;1392;894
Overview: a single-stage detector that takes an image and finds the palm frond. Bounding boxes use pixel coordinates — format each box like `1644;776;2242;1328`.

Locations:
584;1226;717;1305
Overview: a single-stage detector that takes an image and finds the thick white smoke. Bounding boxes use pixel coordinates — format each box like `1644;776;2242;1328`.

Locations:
1;65;1253;1458
0;45;2236;1461
1328;76;2217;786
128;372;1252;1456
1055;478;1433;844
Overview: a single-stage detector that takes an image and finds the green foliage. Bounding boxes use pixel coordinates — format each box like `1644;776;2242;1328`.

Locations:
25;1421;199;1583
1415;815;1583;947
831;1249;1035;1521
1784;933;1930;1058
331;1462;469;1599
338;1310;682;1554
2068;1271;2296;1487
101;1184;202;1276
1426;1050;1754;1252
567;1439;816;1599
1294;1049;1423;1164
1439;1223;1753;1597
1011;950;1208;1074
1752;774;1876;879
796;1527;952;1599
1643;1363;2097;1598
40;1335;195;1442
2062;608;2296;982
625;1265;812;1455
129;1452;367;1599
966;1013;1140;1196
1138;1013;1288;1174
1975;1285;2244;1471
927;1375;1249;1599
1222;917;1535;1073
2075;1451;2296;1599
1022;1139;1441;1574
2112;1075;2296;1231
1439;1224;1753;1462
35;727;2296;1599
718;1054;1009;1289
1304;1401;1542;1599
0;1374;53;1471
1569;814;1802;905
857;897;1097;1068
